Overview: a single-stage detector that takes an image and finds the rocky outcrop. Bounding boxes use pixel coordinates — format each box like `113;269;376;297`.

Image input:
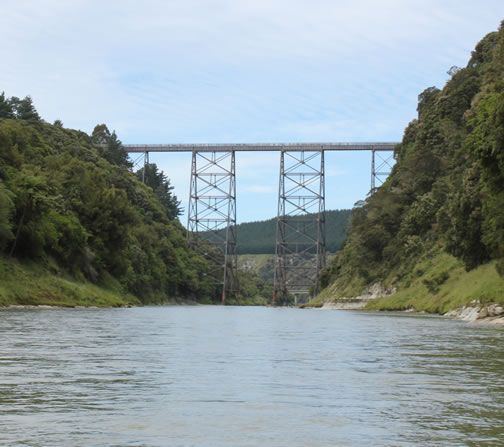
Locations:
322;283;396;310
444;302;504;325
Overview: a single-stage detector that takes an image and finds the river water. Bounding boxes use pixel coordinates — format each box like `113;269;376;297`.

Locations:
0;306;503;446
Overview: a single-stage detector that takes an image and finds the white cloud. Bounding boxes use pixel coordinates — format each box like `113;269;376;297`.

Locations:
2;0;503;141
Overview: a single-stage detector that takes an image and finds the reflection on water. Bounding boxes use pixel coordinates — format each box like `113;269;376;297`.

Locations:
0;306;503;446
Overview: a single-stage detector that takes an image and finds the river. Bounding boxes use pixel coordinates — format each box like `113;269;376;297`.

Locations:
0;306;503;446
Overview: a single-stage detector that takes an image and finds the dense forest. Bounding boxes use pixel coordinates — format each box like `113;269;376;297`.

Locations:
0;95;221;306
317;24;504;312
202;209;351;254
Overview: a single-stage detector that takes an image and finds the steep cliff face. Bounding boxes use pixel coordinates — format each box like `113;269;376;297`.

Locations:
316;24;504;312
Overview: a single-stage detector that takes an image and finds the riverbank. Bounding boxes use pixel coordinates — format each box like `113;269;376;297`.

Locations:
310;252;504;324
444;303;504;325
314;301;504;325
366;255;504;313
0;256;139;308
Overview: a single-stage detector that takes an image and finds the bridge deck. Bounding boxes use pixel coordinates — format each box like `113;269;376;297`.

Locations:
124;142;398;153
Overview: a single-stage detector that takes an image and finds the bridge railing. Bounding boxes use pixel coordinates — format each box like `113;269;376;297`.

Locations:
123;142;397;152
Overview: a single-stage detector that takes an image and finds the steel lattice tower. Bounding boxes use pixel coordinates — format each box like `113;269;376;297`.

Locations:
187;151;238;304
273;151;326;305
370;149;395;193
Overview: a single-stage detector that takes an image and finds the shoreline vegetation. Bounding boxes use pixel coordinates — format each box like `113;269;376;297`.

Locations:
310;251;504;311
0;256;206;308
304;252;504;325
0;256;137;308
0;97;226;306
1;251;502;326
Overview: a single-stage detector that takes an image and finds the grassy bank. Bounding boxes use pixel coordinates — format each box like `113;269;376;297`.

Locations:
0;256;139;307
367;253;504;314
313;250;504;314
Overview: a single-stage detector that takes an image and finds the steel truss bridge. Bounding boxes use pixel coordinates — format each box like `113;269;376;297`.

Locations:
125;143;398;304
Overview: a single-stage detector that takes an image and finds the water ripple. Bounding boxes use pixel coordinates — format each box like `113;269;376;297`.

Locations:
0;306;503;446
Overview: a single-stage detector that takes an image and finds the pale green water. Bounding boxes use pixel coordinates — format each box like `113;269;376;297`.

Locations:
0;306;503;446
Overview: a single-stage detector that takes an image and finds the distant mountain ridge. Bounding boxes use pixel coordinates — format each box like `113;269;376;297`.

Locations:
202;209;351;254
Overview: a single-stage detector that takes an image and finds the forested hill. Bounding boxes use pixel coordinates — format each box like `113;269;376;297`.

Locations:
202;209;351;254
316;23;504;312
0;95;217;306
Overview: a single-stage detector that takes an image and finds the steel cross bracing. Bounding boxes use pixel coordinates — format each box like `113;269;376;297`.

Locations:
187;151;238;304
129;151;150;182
273;151;326;305
371;149;395;193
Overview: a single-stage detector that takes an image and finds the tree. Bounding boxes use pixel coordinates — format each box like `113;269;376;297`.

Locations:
91;124;111;145
12;96;41;122
0;182;13;249
136;163;181;218
91;124;131;168
9;171;53;257
417;86;440;117
447;66;461;77
0;92;14;119
106;131;131;168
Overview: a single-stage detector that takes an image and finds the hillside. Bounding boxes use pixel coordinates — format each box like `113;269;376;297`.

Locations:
314;23;504;312
203;209;351;254
0;95;218;306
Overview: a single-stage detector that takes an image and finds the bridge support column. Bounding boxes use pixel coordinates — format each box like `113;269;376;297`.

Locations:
130;151;150;183
187;151;238;304
370;149;394;193
273;151;326;305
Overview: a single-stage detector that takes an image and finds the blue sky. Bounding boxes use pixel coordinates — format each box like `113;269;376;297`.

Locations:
1;1;504;223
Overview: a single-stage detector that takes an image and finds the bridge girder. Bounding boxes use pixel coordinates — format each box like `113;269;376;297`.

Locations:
124;142;397;153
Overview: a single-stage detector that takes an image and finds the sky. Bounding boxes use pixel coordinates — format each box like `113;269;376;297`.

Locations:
1;1;504;223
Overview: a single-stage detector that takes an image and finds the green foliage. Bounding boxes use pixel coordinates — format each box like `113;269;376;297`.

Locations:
8;95;41;121
0;105;216;305
202;209;351;254
227;270;272;305
91;124;132;168
8;168;56;257
318;22;504;306
0;92;14;119
0;93;41;122
465;90;504;264
136;163;181;218
444;164;489;269
0;182;13;249
0;255;139;307
422;270;449;294
366;251;504;313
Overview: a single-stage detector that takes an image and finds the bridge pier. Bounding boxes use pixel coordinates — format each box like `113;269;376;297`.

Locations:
187;151;238;304
370;149;394;193
273;151;326;305
130;151;150;183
